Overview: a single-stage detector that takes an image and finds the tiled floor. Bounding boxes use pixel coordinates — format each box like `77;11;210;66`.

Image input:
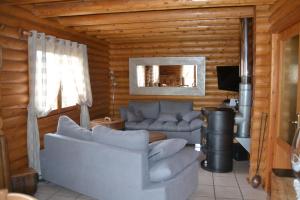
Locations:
189;160;268;200
34;160;267;200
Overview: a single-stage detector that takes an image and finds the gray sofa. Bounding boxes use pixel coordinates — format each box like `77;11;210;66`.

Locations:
41;116;199;200
120;100;203;144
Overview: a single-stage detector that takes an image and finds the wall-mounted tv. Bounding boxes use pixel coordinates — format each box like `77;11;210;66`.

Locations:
216;66;240;92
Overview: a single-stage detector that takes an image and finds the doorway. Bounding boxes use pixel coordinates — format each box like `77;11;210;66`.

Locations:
272;23;300;169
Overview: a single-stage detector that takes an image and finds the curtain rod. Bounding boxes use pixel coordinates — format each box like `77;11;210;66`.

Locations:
0;24;85;46
22;30;32;36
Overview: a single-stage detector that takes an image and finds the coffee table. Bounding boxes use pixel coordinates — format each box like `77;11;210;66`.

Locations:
90;118;124;130
149;132;167;143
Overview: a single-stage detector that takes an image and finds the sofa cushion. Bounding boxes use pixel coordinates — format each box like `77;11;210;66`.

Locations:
162;121;178;132
92;125;149;151
57;115;92;141
149;138;187;162
160;101;193;119
125;119;154;130
190;119;203;131
128;101;159;119
119;107;128;121
157;113;178;122
177;120;191;132
127;109;144;122
149;147;199;182
148;120;164;131
183;111;201;122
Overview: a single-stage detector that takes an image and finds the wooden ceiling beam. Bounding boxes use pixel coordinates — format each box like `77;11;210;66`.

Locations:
109;40;240;49
85;25;240;36
0;0;71;5
24;0;274;17
106;34;240;44
96;30;240;39
73;19;240;32
57;7;254;26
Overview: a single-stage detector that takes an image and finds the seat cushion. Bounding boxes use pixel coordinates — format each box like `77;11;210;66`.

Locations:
148;120;164;131
157;113;178;122
125;119;154;130
127;109;144;122
128;101;159;119
177;120;191;132
183;111;201;122
162;121;177;132
92;125;149;151
190;119;203;131
149;147;199;182
149;138;187;162
57;115;92;141
159;101;193;119
148;120;178;132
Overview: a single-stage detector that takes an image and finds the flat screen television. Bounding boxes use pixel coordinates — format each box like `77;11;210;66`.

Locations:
217;66;240;92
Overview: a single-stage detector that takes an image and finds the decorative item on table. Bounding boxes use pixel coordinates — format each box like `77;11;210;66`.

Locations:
109;69;117;119
291;127;300;199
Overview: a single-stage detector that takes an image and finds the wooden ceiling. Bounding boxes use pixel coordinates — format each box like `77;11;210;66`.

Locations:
1;0;276;43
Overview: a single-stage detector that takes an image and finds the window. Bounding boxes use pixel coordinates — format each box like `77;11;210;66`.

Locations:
137;65;145;87
182;65;196;87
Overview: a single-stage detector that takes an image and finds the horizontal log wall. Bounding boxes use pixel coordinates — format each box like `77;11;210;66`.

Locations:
108;5;274;190
0;6;109;172
108;23;240;116
249;5;272;188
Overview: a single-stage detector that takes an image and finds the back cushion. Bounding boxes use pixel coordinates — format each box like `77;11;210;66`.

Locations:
92;125;149;151
128;101;159;119
160;101;193;119
57;115;92;141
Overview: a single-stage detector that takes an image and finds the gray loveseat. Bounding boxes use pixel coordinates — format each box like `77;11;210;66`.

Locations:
120;100;203;144
41;116;199;200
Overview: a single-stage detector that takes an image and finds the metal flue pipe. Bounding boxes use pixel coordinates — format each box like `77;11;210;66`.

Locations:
235;18;253;138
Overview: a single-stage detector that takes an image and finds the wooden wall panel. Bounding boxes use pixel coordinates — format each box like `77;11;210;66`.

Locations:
269;0;300;33
249;5;272;188
0;6;109;172
108;21;240;117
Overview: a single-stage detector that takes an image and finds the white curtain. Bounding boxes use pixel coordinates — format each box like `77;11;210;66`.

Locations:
27;31;61;174
69;43;92;128
27;31;92;173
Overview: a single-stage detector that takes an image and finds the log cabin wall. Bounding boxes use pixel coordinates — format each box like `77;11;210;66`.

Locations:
249;5;272;188
108;14;245;114
0;0;279;192
108;5;274;189
0;5;110;172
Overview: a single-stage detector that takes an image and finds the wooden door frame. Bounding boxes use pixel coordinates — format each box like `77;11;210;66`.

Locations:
266;21;300;190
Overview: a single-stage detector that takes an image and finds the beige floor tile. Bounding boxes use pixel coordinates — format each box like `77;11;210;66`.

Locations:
213;176;238;187
235;174;251;187
240;186;267;200
54;187;80;198
76;194;97;200
192;185;215;197
48;195;77;200
213;171;235;178
199;174;214;185
34;192;53;200
189;197;215;200
214;186;242;199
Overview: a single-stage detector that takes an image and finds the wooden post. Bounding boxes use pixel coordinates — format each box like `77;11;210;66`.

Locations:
0;129;11;190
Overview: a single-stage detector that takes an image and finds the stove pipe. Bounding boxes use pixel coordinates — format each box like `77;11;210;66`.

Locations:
235;18;253;138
